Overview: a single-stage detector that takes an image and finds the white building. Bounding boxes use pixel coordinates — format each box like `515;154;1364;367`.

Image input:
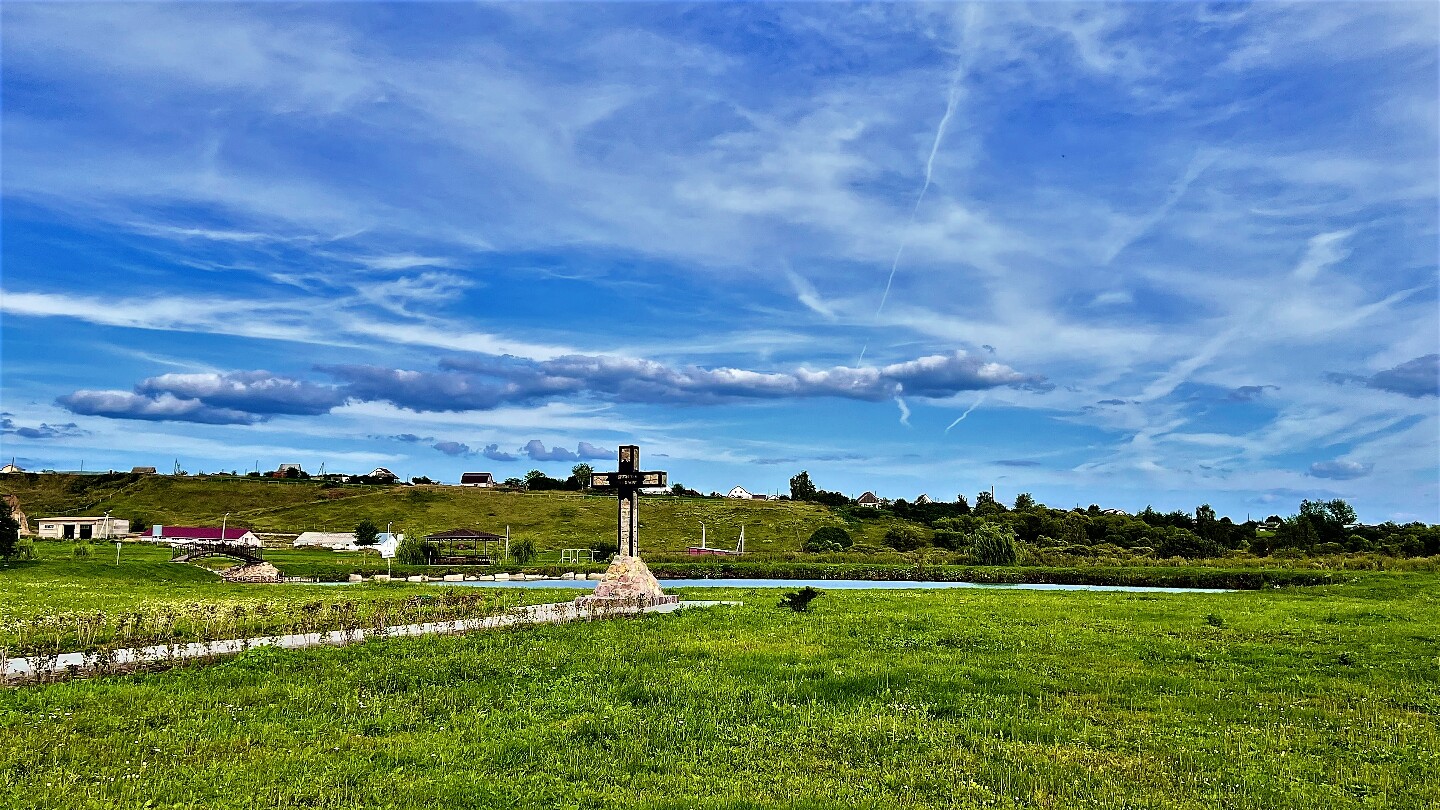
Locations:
37;516;131;540
293;532;360;551
460;472;495;487
726;486;753;499
856;491;882;508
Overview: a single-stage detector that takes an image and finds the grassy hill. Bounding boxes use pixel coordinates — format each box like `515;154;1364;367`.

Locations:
1;474;921;553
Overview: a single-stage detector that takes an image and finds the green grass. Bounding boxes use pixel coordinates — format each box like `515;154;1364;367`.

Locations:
0;573;1436;808
0;542;550;655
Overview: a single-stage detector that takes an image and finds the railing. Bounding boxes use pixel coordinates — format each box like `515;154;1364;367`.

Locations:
169;542;265;565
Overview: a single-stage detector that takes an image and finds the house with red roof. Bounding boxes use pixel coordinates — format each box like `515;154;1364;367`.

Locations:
149;525;261;547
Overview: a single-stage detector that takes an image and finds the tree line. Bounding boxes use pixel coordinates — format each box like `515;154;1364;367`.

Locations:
786;471;1439;560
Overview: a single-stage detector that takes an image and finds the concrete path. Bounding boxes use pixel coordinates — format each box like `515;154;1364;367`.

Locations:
2;599;738;684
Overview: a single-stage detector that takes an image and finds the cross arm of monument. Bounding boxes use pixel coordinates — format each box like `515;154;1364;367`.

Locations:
589;471;667;489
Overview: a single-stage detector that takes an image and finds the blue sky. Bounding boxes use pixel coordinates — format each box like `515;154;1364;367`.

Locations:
2;2;1436;522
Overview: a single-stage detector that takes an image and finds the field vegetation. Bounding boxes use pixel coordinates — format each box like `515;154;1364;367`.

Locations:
0;562;1435;808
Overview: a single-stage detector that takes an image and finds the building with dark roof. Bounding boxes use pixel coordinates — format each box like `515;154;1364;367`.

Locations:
460;472;495;487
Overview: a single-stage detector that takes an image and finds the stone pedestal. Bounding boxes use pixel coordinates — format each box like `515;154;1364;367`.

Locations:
574;555;678;608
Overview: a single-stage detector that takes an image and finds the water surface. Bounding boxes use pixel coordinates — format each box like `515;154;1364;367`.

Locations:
437;578;1232;594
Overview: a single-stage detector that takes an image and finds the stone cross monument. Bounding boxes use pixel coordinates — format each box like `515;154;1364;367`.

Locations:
576;444;678;608
588;445;667;558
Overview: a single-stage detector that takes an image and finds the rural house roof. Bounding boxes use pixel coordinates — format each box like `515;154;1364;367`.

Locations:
460;472;494;484
857;491;880;504
130;466;157;474
153;526;255;541
368;467;397;479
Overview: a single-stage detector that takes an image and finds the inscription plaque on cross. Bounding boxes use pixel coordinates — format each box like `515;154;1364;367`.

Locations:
589;445;667;558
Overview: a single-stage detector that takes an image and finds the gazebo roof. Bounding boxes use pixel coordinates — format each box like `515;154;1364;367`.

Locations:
424;528;503;541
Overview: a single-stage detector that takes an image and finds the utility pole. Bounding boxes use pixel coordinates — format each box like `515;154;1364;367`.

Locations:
221;512;230;543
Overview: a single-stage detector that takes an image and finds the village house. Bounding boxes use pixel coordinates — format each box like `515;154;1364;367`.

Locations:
367;467;399;483
149;525;261;547
130;466;158;475
915;494;933;505
1;462;25;474
460;472;495;487
856;491;882;508
726;486;753;499
37;515;130;540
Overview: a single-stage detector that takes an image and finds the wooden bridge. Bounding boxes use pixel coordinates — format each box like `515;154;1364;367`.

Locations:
170;542;265;566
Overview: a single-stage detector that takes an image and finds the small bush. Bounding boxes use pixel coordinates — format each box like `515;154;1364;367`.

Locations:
511;538;537;565
884;525;926;552
1204;613;1225;628
804;526;852;553
72;542;93;559
396;537;433;565
778;586;822;612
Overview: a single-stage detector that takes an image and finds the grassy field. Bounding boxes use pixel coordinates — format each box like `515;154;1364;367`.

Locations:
0;566;1436;808
0;542;556;656
1;473;920;552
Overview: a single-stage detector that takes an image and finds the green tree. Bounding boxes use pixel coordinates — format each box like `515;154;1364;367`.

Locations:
972;523;1018;565
1014;492;1036;510
953;494;971;515
1195;504;1232;549
789;470;817;501
1299;499;1357;545
523;470;545;487
571;463;594;489
803;526;852;552
354;519;380;546
0;497;19;559
975;491;1007;517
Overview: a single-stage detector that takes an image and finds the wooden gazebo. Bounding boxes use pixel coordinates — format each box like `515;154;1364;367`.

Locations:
424;528;504;565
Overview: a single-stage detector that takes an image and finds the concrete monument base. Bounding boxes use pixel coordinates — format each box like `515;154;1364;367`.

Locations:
574;555;678;609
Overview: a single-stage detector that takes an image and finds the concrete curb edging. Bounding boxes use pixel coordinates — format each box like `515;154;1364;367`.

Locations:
1;600;741;684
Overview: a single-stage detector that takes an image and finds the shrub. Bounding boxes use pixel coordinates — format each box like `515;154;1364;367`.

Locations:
804;526;852;553
72;542;93;559
932;529;966;550
883;525;926;552
0;497;19;558
778;586;822;612
396;536;433;565
972;524;1018;566
511;538;537;565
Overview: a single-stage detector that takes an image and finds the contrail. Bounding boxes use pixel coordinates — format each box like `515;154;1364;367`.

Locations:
858;65;964;369
874;69;964;320
944;394;985;433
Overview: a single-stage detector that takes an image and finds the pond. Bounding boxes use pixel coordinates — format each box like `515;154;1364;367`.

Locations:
437;578;1233;594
